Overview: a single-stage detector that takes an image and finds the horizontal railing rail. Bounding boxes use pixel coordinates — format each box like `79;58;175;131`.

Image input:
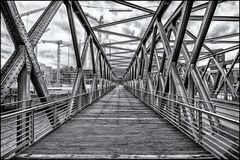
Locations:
1;85;115;159
125;85;239;160
1;93;72;115
141;89;239;121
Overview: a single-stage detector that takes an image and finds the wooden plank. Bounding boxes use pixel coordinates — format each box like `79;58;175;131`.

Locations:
16;153;216;159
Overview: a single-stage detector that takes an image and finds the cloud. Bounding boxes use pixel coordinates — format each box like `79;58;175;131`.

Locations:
1;1;239;72
207;22;239;38
39;50;55;59
54;20;70;33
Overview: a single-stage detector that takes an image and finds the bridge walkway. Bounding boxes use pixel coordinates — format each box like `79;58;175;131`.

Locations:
15;86;215;159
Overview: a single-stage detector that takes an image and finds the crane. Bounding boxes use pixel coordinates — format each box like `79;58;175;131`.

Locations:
84;12;103;25
18;9;102;86
19;7;46;17
39;11;103;86
40;40;83;86
19;7;47;30
84;12;103;42
19;7;50;57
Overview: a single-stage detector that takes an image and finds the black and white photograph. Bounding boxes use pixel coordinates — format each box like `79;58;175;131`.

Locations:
1;1;239;159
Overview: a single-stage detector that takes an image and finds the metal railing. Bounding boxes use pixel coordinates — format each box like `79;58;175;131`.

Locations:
1;93;71;115
1;86;115;159
125;85;239;159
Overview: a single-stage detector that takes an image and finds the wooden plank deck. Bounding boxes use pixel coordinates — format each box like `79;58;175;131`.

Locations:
15;86;216;159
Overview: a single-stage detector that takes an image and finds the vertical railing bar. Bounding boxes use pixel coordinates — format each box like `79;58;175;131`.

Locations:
178;95;181;127
198;101;202;144
54;103;57;128
31;110;34;143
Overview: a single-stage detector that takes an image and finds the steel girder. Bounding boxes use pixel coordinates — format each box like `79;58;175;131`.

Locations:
113;1;155;14
64;0;117;111
124;1;239;101
92;14;153;29
1;0;238;121
1;1;115;107
106;55;133;59
71;1;112;69
102;45;135;52
102;39;140;46
93;29;141;39
123;1;239;140
107;51;135;55
1;1;62;102
0;1;64;132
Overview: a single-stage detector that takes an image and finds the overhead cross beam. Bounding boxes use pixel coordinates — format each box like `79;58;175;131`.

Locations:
93;28;141;39
93;14;153;29
113;1;155;14
102;39;140;46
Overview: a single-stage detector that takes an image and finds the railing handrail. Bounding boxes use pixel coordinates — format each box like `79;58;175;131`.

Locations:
1;86;113;120
128;87;239;124
1;85;116;159
134;86;239;107
154;89;239;105
2;86;111;106
1;93;71;106
125;85;239;159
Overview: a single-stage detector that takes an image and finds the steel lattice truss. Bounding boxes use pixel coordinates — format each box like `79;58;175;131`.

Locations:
1;1;239;107
122;1;239;102
1;1;239;102
0;1;239;159
1;1;114;104
1;0;239;115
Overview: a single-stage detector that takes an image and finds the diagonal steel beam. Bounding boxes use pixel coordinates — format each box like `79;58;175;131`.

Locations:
89;38;99;102
156;2;199;136
130;1;225;77
112;64;128;66
65;1;82;68
180;29;238;98
211;57;238;98
1;1;62;102
124;1;172;77
102;45;135;52
110;62;130;66
93;28;141;39
113;1;155;14
106;55;133;59
183;2;221;125
147;25;157;73
92;14;153;29
205;32;239;41
180;12;238;98
185;1;218;69
102;39;140;46
65;1;90;114
108;58;132;61
189;15;239;21
198;45;239;61
107;51;135;55
215;51;239;95
171;15;221;126
72;1;111;69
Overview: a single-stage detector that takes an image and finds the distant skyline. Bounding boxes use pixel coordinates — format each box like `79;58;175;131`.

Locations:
1;1;239;69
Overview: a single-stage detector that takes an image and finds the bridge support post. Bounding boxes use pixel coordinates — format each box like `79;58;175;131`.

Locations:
17;57;31;149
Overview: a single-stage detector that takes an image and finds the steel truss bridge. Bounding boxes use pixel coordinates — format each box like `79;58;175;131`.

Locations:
1;1;239;159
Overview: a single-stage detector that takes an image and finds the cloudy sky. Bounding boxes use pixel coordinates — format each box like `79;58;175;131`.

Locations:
1;1;239;72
